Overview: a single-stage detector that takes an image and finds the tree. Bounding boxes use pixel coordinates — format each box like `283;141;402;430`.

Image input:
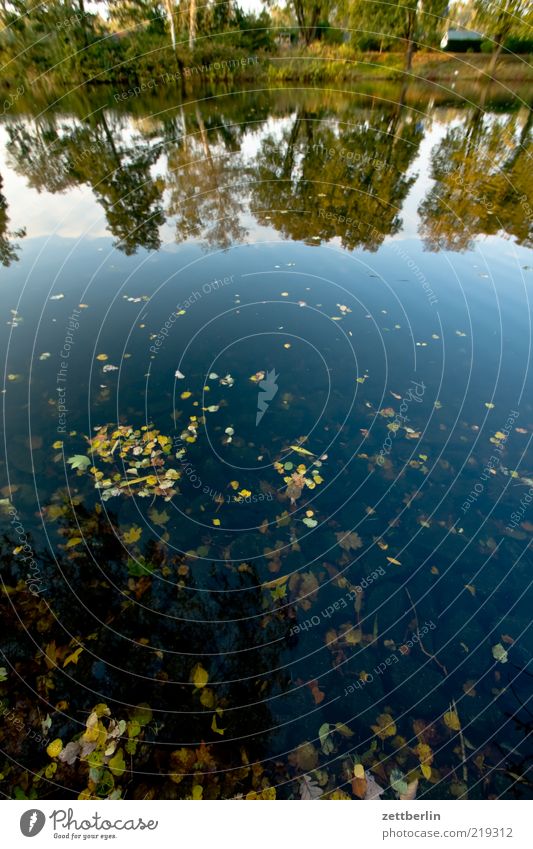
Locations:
341;0;447;71
281;0;330;44
188;0;196;48
474;0;533;75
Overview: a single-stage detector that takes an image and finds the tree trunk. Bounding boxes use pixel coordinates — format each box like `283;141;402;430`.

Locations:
164;0;177;52
404;9;416;73
189;0;197;50
487;35;504;77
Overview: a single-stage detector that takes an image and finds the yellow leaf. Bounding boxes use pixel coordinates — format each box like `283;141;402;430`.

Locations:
387;557;401;566
63;646;83;667
327;789;351;799
335;722;354;737
230;481;239;490
180;391;192;399
66;537;83;548
353;763;365;779
212;519;221;526
371;713;396;739
191;663;209;688
47;738;63;758
421;764;432;780
192;784;203;799
415;742;433;765
238;489;252;498
123;526;142;544
96;353;108;361
444;710;461;731
290;445;315;456
261;786;276;800
200;688;215;708
345;629;362;645
52;440;63;449
211;714;225;735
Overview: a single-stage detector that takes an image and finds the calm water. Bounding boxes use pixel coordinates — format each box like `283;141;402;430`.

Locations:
1;84;532;800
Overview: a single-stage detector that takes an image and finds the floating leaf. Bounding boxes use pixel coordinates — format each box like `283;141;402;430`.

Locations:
108;748;126;776
47;739;63;758
123;526;142;545
336;531;363;552
299;774;323;800
390;768;408;795
211;713;225;735
371;713;396;740
66;537;83;549
353;763;365;779
191;663;209;688
318;722;334;755
399;778;418;800
63;646;84;667
96;353;108;361
364;771;385;800
290;444;315;457
443;709;461;731
291;742;318;772
302;517;318;528
149;508;170;525
67;455;91;471
492;643;508;663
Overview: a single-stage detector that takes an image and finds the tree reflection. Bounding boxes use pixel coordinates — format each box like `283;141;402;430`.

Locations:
165;105;248;250
0;172;25;266
3;92;532;257
6;112;165;254
419;106;533;251
248;92;424;251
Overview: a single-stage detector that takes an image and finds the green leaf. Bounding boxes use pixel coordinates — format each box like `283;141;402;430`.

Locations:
108;749;126;776
132;703;152;727
319;722;334;755
390;767;408;795
67;455;91;471
96;769;115;797
126;557;154;577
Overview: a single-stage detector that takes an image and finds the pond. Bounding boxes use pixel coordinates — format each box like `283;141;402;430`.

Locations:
1;82;532;801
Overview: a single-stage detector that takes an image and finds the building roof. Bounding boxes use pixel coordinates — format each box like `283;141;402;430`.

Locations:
445;29;484;41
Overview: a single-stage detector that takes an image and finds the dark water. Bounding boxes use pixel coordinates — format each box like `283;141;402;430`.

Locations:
1;84;532;800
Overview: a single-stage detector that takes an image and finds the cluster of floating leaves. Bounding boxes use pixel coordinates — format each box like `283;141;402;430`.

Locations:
273;443;326;504
70;425;181;501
